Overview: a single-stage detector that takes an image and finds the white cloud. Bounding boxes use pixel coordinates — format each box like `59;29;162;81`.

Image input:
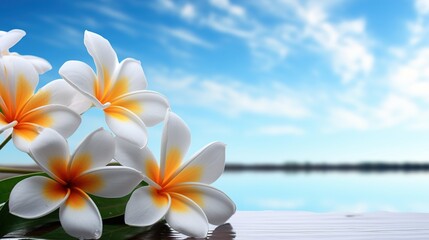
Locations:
159;0;374;82
150;68;310;119
256;125;305;136
160;27;214;48
209;0;246;17
374;94;419;128
390;48;429;102
415;0;429;15
202;14;253;38
181;3;196;20
80;3;131;22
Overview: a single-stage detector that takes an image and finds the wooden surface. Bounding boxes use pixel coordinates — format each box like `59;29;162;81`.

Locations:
225;211;429;239
4;211;429;239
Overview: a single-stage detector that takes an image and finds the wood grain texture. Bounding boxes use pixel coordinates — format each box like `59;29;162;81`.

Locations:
227;211;429;239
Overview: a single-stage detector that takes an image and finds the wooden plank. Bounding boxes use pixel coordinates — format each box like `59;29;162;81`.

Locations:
227;211;429;239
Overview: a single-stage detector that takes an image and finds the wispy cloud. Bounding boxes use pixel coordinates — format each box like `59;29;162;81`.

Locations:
152;0;374;81
160;27;214;48
209;0;246;17
149;68;311;119
79;3;132;22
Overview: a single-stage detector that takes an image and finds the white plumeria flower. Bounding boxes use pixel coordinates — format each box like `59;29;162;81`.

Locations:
0;29;52;74
0;56;84;152
59;30;169;148
9;128;143;239
115;111;236;238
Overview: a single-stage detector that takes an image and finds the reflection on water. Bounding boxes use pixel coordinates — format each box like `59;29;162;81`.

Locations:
9;219;236;239
132;222;235;240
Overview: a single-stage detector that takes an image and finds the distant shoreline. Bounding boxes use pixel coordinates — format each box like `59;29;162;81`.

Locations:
224;162;429;172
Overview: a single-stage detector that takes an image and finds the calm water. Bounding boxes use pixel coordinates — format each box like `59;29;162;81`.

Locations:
213;172;429;212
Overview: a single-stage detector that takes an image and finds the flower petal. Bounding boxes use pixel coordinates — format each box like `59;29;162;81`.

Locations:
167;183;236;225
111;90;169;127
74;166;142;198
0;55;38;113
0;119;16;133
167;142;226;186
20;104;81;139
104;106;147;147
59;189;102;239
69;128;114;177
125;186;170;226
0;127;12;142
12;123;41;152
28;127;69;182
24;79;92;114
0;29;25;53
59;60;104;108
108;58;147;100
84;31;118;100
9;176;69;218
114;136;160;182
160;111;191;183
165;193;209;238
20;55;52;74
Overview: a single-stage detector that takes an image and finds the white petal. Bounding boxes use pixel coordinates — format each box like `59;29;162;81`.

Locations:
165;193;208;238
160;111;191;182
105;106;148;147
74;166;142;198
112;58;147;93
168;183;236;225
20;104;81;138
0;29;25;52
114;136;159;179
112;90;169;127
0;127;12;141
168;142;226;185
125;186;170;226
0;120;16;133
84;31;118;92
59;60;103;108
9;176;69;218
28;127;69;182
59;190;102;239
30;79;92;114
20;55;52;74
12;123;41;153
69;128;114;176
0;55;38;111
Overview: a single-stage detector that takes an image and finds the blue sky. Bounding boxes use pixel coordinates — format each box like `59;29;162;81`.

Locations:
3;0;429;164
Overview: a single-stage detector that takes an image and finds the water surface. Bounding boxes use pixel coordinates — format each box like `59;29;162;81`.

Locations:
213;172;429;212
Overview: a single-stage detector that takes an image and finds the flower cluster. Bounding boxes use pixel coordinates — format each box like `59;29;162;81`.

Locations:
0;29;235;239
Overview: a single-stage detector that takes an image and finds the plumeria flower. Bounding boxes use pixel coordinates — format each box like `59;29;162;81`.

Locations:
9;128;143;239
0;56;83;152
115;111;236;237
0;29;51;74
59;31;169;147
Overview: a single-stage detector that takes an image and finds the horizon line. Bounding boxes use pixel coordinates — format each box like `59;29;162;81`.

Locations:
224;162;429;173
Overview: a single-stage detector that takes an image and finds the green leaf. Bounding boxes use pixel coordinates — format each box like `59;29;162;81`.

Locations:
0;172;45;203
